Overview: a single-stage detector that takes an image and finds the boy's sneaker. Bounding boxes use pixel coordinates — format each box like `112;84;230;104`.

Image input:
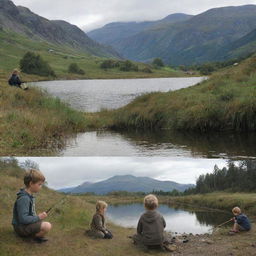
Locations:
228;230;239;235
33;237;48;243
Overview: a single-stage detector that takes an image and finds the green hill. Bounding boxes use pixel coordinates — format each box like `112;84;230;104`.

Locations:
0;0;181;79
87;13;192;47
0;0;119;58
89;5;256;65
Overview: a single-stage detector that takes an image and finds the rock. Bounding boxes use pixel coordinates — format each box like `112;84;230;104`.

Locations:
201;239;214;244
164;244;178;252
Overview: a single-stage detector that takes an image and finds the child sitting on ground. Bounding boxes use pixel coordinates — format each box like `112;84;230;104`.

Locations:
12;169;52;243
132;194;169;250
230;206;251;234
88;201;113;239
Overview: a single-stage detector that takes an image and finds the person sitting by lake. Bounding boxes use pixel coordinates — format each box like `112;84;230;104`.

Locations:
229;207;251;234
87;201;113;239
12;169;52;243
132;194;170;250
8;69;22;88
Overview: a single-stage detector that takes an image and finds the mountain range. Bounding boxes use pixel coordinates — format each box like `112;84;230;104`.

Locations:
88;5;256;65
58;175;194;195
0;0;120;58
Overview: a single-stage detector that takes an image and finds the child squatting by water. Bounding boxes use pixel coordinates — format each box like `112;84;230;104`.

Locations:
229;206;251;234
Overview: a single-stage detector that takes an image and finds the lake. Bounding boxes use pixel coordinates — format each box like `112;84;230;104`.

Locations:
34;77;256;158
34;77;204;112
107;203;231;235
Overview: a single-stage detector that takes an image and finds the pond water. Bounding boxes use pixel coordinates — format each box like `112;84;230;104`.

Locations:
34;77;204;112
34;78;256;158
107;203;232;235
60;130;256;158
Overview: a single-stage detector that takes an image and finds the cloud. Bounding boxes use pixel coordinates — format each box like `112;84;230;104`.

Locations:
12;0;256;31
16;157;227;189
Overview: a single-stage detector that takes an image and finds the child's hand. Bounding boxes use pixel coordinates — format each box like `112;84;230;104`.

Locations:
230;217;235;221
38;212;48;220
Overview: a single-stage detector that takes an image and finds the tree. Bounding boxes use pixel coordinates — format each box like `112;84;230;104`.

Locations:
20;159;39;170
100;60;120;69
119;60;138;72
152;58;164;67
20;52;55;77
68;63;85;75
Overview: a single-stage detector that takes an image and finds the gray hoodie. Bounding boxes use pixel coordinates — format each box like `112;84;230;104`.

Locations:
137;210;166;246
12;189;40;226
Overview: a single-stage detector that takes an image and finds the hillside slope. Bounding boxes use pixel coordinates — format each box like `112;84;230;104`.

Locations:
89;5;256;65
87;13;192;47
0;0;120;58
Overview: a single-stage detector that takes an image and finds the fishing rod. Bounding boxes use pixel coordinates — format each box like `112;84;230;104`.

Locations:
46;197;67;214
210;218;233;231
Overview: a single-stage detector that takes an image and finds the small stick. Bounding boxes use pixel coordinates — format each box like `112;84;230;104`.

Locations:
217;219;233;227
210;219;233;231
46;198;66;214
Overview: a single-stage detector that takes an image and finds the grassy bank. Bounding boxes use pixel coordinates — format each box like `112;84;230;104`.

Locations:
1;166;256;256
97;55;256;132
0;82;89;156
78;193;256;216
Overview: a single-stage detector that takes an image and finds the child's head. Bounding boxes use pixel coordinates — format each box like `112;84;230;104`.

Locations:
24;169;45;193
96;201;108;214
144;194;158;210
13;69;20;75
232;207;242;216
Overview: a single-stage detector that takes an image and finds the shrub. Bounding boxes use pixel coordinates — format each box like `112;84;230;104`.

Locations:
68;63;85;75
152;58;164;67
141;67;153;73
100;60;120;69
20;52;55;77
119;60;138;72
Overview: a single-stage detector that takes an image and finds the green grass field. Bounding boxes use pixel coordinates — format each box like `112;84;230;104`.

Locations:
0;29;186;80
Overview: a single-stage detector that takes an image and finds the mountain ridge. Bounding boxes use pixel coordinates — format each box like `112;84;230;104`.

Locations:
58;175;194;195
0;0;120;58
88;5;256;65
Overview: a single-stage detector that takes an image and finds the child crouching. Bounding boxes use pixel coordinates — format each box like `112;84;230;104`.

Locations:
12;169;52;243
230;207;251;234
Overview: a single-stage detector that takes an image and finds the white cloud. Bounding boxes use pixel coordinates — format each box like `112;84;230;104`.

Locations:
16;157;227;189
11;0;256;31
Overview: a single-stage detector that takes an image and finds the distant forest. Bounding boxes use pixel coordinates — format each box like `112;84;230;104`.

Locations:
185;161;256;194
153;161;256;196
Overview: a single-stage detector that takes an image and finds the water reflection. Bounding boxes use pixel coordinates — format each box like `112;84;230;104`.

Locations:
107;203;231;235
60;130;256;159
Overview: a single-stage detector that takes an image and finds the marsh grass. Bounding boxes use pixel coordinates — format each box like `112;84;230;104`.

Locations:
0;83;88;155
99;55;256;132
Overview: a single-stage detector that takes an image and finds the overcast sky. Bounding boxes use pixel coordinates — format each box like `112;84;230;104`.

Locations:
12;0;256;31
16;157;227;189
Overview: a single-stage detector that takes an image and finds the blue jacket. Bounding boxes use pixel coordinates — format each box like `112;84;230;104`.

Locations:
235;214;251;231
8;74;22;87
12;189;40;226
